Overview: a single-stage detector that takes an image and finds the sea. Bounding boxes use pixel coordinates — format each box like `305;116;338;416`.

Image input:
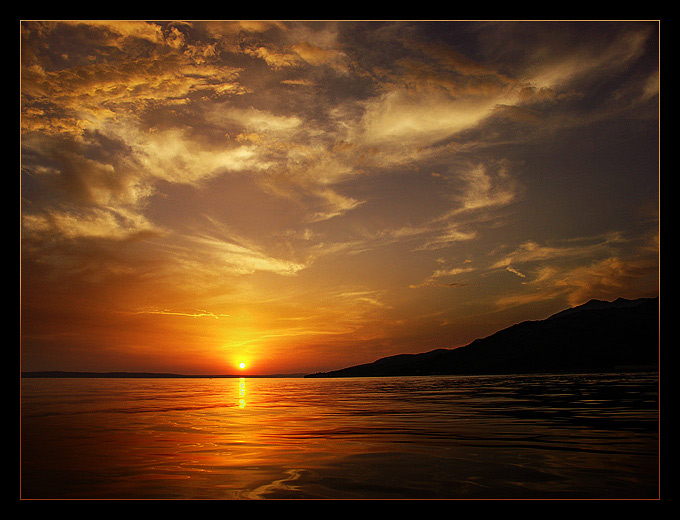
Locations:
20;371;660;500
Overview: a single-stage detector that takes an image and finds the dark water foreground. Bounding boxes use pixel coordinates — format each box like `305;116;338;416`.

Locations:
20;372;659;500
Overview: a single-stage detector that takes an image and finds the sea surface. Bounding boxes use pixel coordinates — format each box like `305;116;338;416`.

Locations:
20;372;660;500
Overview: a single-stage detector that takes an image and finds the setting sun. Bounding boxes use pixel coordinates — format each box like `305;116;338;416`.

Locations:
238;362;246;370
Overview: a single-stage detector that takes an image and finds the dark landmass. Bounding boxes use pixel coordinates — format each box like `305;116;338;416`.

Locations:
306;297;659;378
21;371;307;379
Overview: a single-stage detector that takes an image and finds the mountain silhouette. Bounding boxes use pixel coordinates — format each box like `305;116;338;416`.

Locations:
306;297;659;378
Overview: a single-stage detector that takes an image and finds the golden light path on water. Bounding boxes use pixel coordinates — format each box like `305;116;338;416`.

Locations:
20;373;659;499
239;377;246;409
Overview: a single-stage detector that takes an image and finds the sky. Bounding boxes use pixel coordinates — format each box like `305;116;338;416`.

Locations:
20;20;659;376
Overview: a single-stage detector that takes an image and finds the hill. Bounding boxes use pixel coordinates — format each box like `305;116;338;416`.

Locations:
305;297;659;378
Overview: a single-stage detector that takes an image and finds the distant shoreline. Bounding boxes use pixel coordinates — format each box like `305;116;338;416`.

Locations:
20;367;658;380
20;371;308;379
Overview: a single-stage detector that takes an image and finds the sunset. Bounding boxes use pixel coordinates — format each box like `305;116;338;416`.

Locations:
20;20;660;500
20;20;658;377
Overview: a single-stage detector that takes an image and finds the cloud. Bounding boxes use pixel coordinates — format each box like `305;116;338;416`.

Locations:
183;234;307;277
506;266;526;278
410;265;475;289
445;162;518;216
20;21;248;153
21;51;245;138
492;241;574;269
642;70;659;101
61;20;168;46
124;309;230;319
403;37;501;79
552;256;658;306
306;188;364;222
494;255;658;310
214;106;303;134
291;41;348;70
414;224;478;251
20;20;259;248
519;24;653;91
129;127;262;184
490;231;658;309
22;207;159;242
357;86;507;148
490;233;625;271
245;39;348;72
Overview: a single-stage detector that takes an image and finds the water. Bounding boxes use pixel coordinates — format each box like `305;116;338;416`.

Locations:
20;372;659;499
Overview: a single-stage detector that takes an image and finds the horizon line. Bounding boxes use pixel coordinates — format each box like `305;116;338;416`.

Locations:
20;370;310;379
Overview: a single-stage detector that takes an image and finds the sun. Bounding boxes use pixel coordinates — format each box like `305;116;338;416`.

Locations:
238;362;246;370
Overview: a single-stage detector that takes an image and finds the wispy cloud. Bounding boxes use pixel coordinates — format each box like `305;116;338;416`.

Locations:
182;234;308;276
494;254;658;309
124;309;230;319
506;266;526;278
22;207;159;241
490;232;658;309
490;233;626;271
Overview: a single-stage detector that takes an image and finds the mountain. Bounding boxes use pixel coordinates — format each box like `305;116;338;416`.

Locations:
305;297;659;378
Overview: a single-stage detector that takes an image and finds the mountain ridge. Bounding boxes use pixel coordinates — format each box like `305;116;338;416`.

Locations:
305;297;659;378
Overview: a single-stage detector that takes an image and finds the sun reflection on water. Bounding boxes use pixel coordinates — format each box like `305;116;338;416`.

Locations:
19;373;659;499
238;377;246;409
